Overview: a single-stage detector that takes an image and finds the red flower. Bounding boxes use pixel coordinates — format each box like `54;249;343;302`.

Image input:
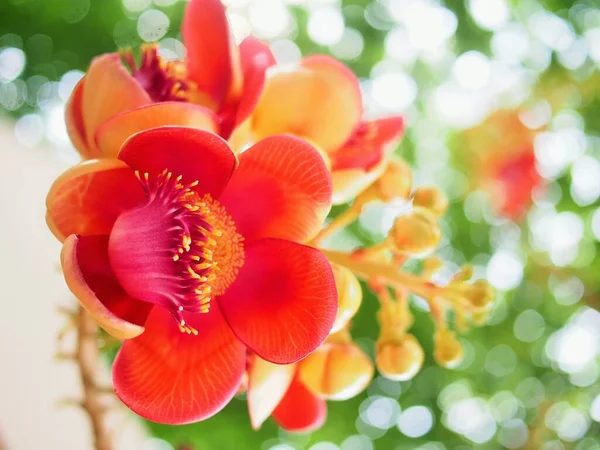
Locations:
67;0;275;159
46;127;337;424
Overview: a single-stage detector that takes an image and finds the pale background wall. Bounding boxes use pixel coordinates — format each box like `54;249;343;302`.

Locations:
0;120;148;450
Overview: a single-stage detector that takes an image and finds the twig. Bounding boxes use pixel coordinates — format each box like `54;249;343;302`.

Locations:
75;306;113;450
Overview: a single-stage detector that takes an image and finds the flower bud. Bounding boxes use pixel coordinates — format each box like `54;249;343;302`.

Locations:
412;186;449;217
433;329;464;369
453;279;494;312
376;333;424;381
298;341;374;401
330;263;362;334
388;207;441;257
374;158;412;202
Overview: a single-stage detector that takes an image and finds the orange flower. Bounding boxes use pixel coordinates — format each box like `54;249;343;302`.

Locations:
250;56;405;203
66;0;275;159
464;111;542;219
46;127;337;424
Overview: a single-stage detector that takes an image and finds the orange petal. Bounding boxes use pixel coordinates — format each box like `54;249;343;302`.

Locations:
183;0;242;109
82;53;151;158
247;356;296;430
272;378;327;433
65;77;89;157
61;235;151;339
94;102;218;158
251;55;362;153
220;135;332;243
118;127;237;198
219;239;337;365
113;305;246;424
46;159;146;242
298;342;374;401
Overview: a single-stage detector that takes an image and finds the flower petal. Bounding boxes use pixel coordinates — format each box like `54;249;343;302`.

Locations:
219;239;337;364
118;127;237;198
251;55;362;153
95;102;219;158
220;135;332;243
65;77;89;157
182;0;241;109
272;378;327;433
332;116;405;172
61;235;151;339
220;37;276;138
247;356;296;430
113;305;246;424
46;159;146;242
330;116;405;203
82;53;151;157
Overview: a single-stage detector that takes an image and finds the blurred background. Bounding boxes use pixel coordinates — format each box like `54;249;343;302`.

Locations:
1;0;600;449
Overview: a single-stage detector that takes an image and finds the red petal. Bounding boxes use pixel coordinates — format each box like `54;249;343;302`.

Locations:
118;127;237;198
61;235;151;339
273;378;327;433
113;306;246;424
220;135;332;243
220;37;276;138
219;239;337;364
183;0;241;109
65;77;89;157
332;116;405;171
95;102;219;158
81;53;151;157
247;356;296;430
46;159;146;242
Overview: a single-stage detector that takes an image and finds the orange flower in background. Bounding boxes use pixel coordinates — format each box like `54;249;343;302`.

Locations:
66;0;275;159
46;127;337;424
464;110;542;219
250;55;405;204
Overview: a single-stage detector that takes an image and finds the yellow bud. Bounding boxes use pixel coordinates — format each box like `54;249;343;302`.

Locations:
330;263;362;334
454;279;495;312
376;333;424;381
471;307;492;326
422;256;444;278
388;207;441;257
374;158;412;202
433;329;464;369
299;341;374;401
412;186;449;217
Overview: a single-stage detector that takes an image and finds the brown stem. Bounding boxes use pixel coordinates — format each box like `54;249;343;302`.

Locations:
76;307;113;450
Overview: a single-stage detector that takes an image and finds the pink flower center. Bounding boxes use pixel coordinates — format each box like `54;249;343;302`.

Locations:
108;170;244;334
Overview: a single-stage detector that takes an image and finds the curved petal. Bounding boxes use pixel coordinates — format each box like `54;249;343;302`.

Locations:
95;102;219;158
118;127;237;198
220;38;276;138
247;356;296;430
82;53;151;158
46;159;146;242
272;378;327;433
113;306;246;424
330;116;405;204
219;239;337;365
61;235;151;339
182;0;241;109
65;77;89;157
251;55;362;153
332;116;405;172
220;135;332;243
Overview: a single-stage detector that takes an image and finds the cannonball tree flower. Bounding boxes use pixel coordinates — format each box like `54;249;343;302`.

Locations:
67;0;274;159
249;55;405;204
46;127;337;424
